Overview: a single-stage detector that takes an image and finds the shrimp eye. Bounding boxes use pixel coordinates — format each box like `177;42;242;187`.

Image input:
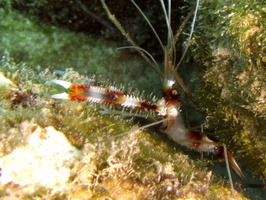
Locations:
162;87;180;103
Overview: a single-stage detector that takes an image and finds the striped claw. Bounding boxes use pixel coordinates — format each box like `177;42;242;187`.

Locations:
51;80;160;111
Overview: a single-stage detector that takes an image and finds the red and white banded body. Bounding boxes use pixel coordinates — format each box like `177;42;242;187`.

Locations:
158;81;218;153
51;0;245;190
51;78;243;180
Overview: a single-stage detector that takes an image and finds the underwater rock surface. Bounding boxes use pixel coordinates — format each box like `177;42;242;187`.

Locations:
0;0;265;199
192;0;266;181
0;55;250;199
0;122;81;194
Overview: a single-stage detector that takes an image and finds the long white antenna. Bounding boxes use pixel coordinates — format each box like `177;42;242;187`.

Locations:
159;0;174;46
175;0;200;70
112;117;172;138
117;46;160;68
130;0;164;50
223;144;235;194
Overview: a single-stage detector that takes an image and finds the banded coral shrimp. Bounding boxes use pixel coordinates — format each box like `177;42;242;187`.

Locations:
50;0;265;198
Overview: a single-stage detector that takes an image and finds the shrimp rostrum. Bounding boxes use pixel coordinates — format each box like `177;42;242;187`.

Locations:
51;0;245;191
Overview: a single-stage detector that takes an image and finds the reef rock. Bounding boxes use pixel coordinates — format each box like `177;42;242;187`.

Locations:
0;122;81;194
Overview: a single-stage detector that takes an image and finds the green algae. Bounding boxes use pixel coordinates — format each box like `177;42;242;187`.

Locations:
0;53;249;199
0;4;117;74
191;0;266;182
0;2;161;95
0;0;264;199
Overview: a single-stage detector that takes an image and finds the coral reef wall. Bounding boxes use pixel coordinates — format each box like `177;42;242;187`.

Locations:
192;0;265;180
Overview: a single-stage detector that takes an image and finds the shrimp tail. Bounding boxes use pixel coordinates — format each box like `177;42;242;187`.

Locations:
226;150;245;180
215;146;245;180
